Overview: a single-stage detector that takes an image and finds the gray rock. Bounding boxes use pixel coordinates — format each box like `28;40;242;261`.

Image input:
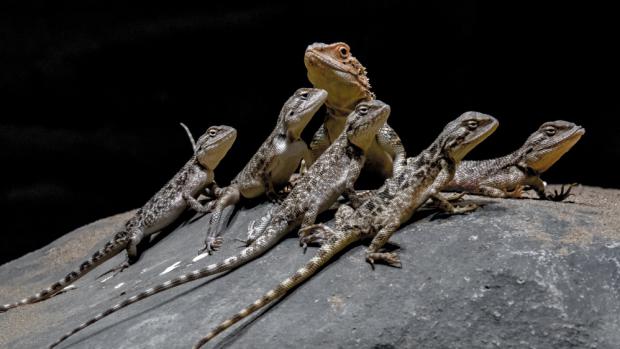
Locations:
1;185;619;349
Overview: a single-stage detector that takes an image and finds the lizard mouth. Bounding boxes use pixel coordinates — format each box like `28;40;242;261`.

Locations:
304;50;357;76
539;126;585;152
529;126;584;172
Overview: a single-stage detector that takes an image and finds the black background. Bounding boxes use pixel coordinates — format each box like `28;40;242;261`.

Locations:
1;1;618;264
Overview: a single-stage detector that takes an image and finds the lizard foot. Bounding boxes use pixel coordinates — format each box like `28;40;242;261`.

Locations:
266;191;285;204
234;237;253;247
288;172;303;187
298;224;333;252
546;183;577;202
366;252;402;269
199;237;223;254
450;203;479;214
443;192;466;202
97;261;130;279
281;173;303;194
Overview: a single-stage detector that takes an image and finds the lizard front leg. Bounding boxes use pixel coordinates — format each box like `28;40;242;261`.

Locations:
342;160;365;208
203;181;223;200
287;147;313;191
545;183;577;202
376;124;407;177
183;191;214;213
308;124;332;165
528;176;576;201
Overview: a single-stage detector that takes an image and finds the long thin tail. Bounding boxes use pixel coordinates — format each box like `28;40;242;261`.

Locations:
0;232;129;313
193;230;357;348
49;223;288;348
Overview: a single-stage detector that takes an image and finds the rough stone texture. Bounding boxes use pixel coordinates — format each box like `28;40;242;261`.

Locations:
1;185;619;349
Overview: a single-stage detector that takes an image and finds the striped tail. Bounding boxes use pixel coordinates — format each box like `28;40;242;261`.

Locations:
193;229;357;348
0;232;129;314
49;223;288;348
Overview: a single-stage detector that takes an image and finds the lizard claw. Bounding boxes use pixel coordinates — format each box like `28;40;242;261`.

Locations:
547;183;577;202
444;192;466;202
452;203;479;214
284;173;303;192
199;237;223;254
266;191;285;204
234;237;253;247
365;252;402;268
298;224;331;249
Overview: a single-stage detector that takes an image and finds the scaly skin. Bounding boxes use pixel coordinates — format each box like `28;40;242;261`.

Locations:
304;42;407;178
445;120;585;201
200;88;327;253
48;100;391;349
192;111;499;347
0;126;237;314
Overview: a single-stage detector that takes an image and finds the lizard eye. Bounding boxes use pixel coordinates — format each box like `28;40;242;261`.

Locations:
466;120;478;130
357;105;369;115
544;127;557;136
208;129;218;137
338;46;349;58
300;91;309;100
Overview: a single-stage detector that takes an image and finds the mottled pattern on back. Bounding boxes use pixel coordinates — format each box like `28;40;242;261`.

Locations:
2;125;236;315
131;161;207;229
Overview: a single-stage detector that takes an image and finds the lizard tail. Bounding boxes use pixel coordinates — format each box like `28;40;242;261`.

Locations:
48;223;288;348
1;232;129;314
193;230;357;348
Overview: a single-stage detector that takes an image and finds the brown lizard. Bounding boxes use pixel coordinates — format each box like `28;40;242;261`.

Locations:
444;120;585;200
1;125;237;313
49;100;392;348
304;42;407;178
191;111;499;347
198;88;327;253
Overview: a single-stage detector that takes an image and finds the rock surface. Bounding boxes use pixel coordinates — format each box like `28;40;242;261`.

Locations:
1;185;619;349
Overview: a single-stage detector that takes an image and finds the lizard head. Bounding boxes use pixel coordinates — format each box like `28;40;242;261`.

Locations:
279;88;328;140
521;120;585;173
194;125;237;169
440;111;499;162
345;100;391;151
304;42;374;114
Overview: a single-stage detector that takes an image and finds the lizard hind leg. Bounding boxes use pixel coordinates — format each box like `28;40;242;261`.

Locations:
366;220;402;269
201;187;240;254
97;229;143;279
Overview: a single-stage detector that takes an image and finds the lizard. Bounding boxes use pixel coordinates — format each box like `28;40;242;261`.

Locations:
1;125;237;313
303;42;407;178
191;111;499;347
197;88;327;253
48;100;392;348
444;120;585;201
